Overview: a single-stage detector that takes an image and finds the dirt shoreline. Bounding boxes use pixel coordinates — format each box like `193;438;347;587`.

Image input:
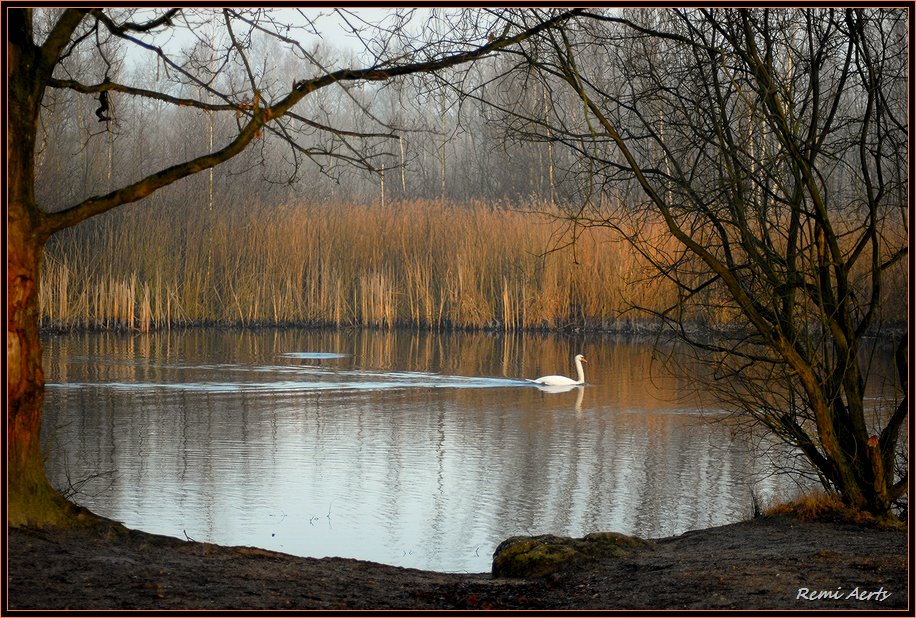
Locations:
7;514;908;611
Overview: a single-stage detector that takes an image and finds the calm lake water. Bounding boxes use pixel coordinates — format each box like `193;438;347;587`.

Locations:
42;328;808;573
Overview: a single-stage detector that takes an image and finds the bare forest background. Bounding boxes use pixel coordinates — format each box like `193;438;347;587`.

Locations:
35;15;908;333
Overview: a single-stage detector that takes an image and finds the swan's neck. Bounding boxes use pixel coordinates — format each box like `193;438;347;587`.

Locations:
575;358;585;384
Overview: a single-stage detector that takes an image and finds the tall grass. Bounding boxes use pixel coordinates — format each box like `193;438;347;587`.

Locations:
38;199;907;332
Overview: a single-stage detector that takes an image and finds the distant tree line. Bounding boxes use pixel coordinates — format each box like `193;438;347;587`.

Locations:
35;16;589;213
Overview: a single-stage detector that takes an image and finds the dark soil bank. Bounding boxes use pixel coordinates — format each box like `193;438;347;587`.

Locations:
7;514;908;611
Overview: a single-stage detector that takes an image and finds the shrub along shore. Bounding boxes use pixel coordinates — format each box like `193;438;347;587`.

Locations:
39;199;907;334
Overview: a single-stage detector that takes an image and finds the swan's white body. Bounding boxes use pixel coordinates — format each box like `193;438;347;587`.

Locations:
527;354;587;386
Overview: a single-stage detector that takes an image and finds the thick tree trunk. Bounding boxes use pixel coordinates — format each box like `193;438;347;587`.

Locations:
7;206;74;525
7;8;89;526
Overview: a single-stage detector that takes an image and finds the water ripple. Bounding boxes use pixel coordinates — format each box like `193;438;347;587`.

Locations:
46;367;531;394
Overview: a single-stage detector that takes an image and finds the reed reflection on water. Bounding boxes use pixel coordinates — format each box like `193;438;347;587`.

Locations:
42;328;805;573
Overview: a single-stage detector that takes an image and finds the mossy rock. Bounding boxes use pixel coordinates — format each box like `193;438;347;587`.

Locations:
579;531;653;555
491;535;578;579
492;532;652;579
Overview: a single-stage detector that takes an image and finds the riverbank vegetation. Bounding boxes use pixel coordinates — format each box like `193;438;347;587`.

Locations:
38;198;673;332
38;198;907;333
765;491;905;528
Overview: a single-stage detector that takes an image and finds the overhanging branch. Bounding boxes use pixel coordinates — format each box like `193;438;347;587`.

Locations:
38;9;582;236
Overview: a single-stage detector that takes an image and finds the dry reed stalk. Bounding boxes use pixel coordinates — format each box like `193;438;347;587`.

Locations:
140;283;151;333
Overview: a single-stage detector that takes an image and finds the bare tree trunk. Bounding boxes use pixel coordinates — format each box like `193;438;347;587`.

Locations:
7;205;74;525
107;107;114;189
439;90;447;200
399;133;407;195
7;12;80;524
543;83;555;204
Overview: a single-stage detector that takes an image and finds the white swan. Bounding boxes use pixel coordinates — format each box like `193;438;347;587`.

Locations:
527;354;588;386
